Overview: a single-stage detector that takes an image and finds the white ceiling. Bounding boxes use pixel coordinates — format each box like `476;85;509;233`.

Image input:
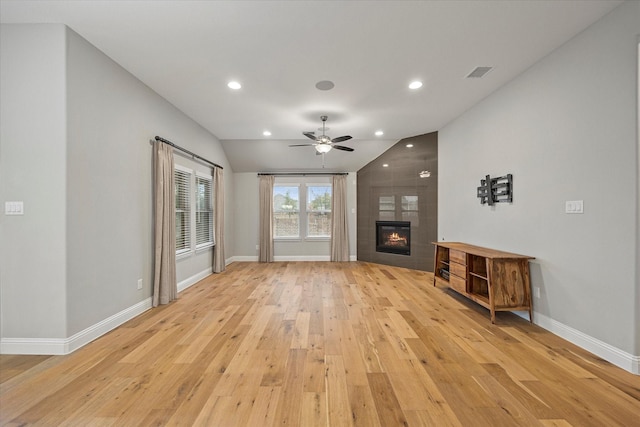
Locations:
0;0;622;172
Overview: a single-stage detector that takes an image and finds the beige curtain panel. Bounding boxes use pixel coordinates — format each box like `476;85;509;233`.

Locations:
213;167;225;273
330;174;350;261
258;175;275;262
152;141;177;306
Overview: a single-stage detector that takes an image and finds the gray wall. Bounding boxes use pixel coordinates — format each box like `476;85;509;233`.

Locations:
0;24;68;338
1;24;234;341
439;2;639;356
357;132;438;271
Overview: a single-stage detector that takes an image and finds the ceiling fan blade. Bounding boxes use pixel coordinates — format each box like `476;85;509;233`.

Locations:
289;144;315;147
331;135;352;143
303;132;317;141
333;145;354;152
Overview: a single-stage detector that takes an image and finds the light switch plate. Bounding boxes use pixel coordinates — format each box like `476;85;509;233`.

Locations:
5;201;24;215
565;200;583;214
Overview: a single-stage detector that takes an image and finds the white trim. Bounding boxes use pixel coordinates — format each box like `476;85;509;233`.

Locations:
227;256;357;263
177;267;212;293
229;256;259;262
0;267;217;356
195;170;213;180
174;163;192;174
274;255;331;261
0;298;152;355
532;312;639;375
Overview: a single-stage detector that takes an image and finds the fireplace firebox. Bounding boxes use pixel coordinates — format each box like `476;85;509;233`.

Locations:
376;221;411;256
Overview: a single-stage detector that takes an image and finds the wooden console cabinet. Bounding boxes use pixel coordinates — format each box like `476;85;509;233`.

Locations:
433;242;534;324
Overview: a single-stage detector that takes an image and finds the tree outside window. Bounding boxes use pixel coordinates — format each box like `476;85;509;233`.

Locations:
274;186;300;237
307;185;331;237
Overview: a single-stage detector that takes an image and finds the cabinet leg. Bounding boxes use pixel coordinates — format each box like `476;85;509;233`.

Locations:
490;309;496;324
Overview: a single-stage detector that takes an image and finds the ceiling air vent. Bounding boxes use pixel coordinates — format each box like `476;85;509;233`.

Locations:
466;66;493;78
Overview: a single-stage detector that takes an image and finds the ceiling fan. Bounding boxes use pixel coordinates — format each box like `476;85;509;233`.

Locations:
289;116;353;154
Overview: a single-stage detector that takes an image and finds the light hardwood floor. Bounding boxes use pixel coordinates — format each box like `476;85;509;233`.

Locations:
1;261;639;426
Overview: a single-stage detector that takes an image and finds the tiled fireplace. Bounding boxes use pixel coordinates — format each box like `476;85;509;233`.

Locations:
357;132;437;272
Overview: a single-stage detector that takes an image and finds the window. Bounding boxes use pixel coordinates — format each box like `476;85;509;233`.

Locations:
274;185;300;238
379;195;395;220
378;194;419;226
174;165;214;256
195;174;214;248
401;195;419;226
307;184;331;237
174;166;191;254
273;183;332;239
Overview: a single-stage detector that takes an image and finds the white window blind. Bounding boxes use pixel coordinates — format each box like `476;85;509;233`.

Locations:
195;174;213;248
174;167;191;254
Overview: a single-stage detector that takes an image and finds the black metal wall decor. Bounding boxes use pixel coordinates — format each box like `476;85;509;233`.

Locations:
477;174;513;205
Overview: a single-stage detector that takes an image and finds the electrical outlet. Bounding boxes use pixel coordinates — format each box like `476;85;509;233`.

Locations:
137;279;143;290
256;245;259;250
534;287;541;299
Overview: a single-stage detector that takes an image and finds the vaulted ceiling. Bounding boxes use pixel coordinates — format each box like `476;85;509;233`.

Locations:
0;0;622;172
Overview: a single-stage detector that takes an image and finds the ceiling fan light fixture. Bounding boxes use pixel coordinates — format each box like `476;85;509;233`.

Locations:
315;144;332;154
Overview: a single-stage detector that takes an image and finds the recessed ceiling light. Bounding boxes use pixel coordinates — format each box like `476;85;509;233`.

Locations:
406;143;413;148
263;130;271;136
382;164;389;168
409;81;423;90
227;81;241;90
375;130;384;136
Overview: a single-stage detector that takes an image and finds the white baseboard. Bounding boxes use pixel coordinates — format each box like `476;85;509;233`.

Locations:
0;297;152;355
229;256;259;262
178;267;212;293
228;256;357;262
274;255;331;261
11;265;633;375
533;312;639;375
1;266;214;356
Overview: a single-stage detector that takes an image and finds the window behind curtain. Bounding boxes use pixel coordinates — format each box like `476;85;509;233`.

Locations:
195;174;214;248
307;184;331;237
273;185;300;238
174;167;191;254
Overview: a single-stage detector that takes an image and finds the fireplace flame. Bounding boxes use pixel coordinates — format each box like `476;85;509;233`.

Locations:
386;232;407;246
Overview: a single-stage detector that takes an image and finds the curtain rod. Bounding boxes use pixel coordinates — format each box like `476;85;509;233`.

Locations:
154;136;223;170
257;172;348;177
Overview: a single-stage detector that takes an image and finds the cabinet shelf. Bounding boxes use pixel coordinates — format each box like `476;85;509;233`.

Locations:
433;242;534;324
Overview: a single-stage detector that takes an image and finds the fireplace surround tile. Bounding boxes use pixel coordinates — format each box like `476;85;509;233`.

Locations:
357;132;437;272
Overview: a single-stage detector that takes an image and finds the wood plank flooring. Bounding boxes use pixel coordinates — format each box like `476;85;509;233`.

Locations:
1;261;639;426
